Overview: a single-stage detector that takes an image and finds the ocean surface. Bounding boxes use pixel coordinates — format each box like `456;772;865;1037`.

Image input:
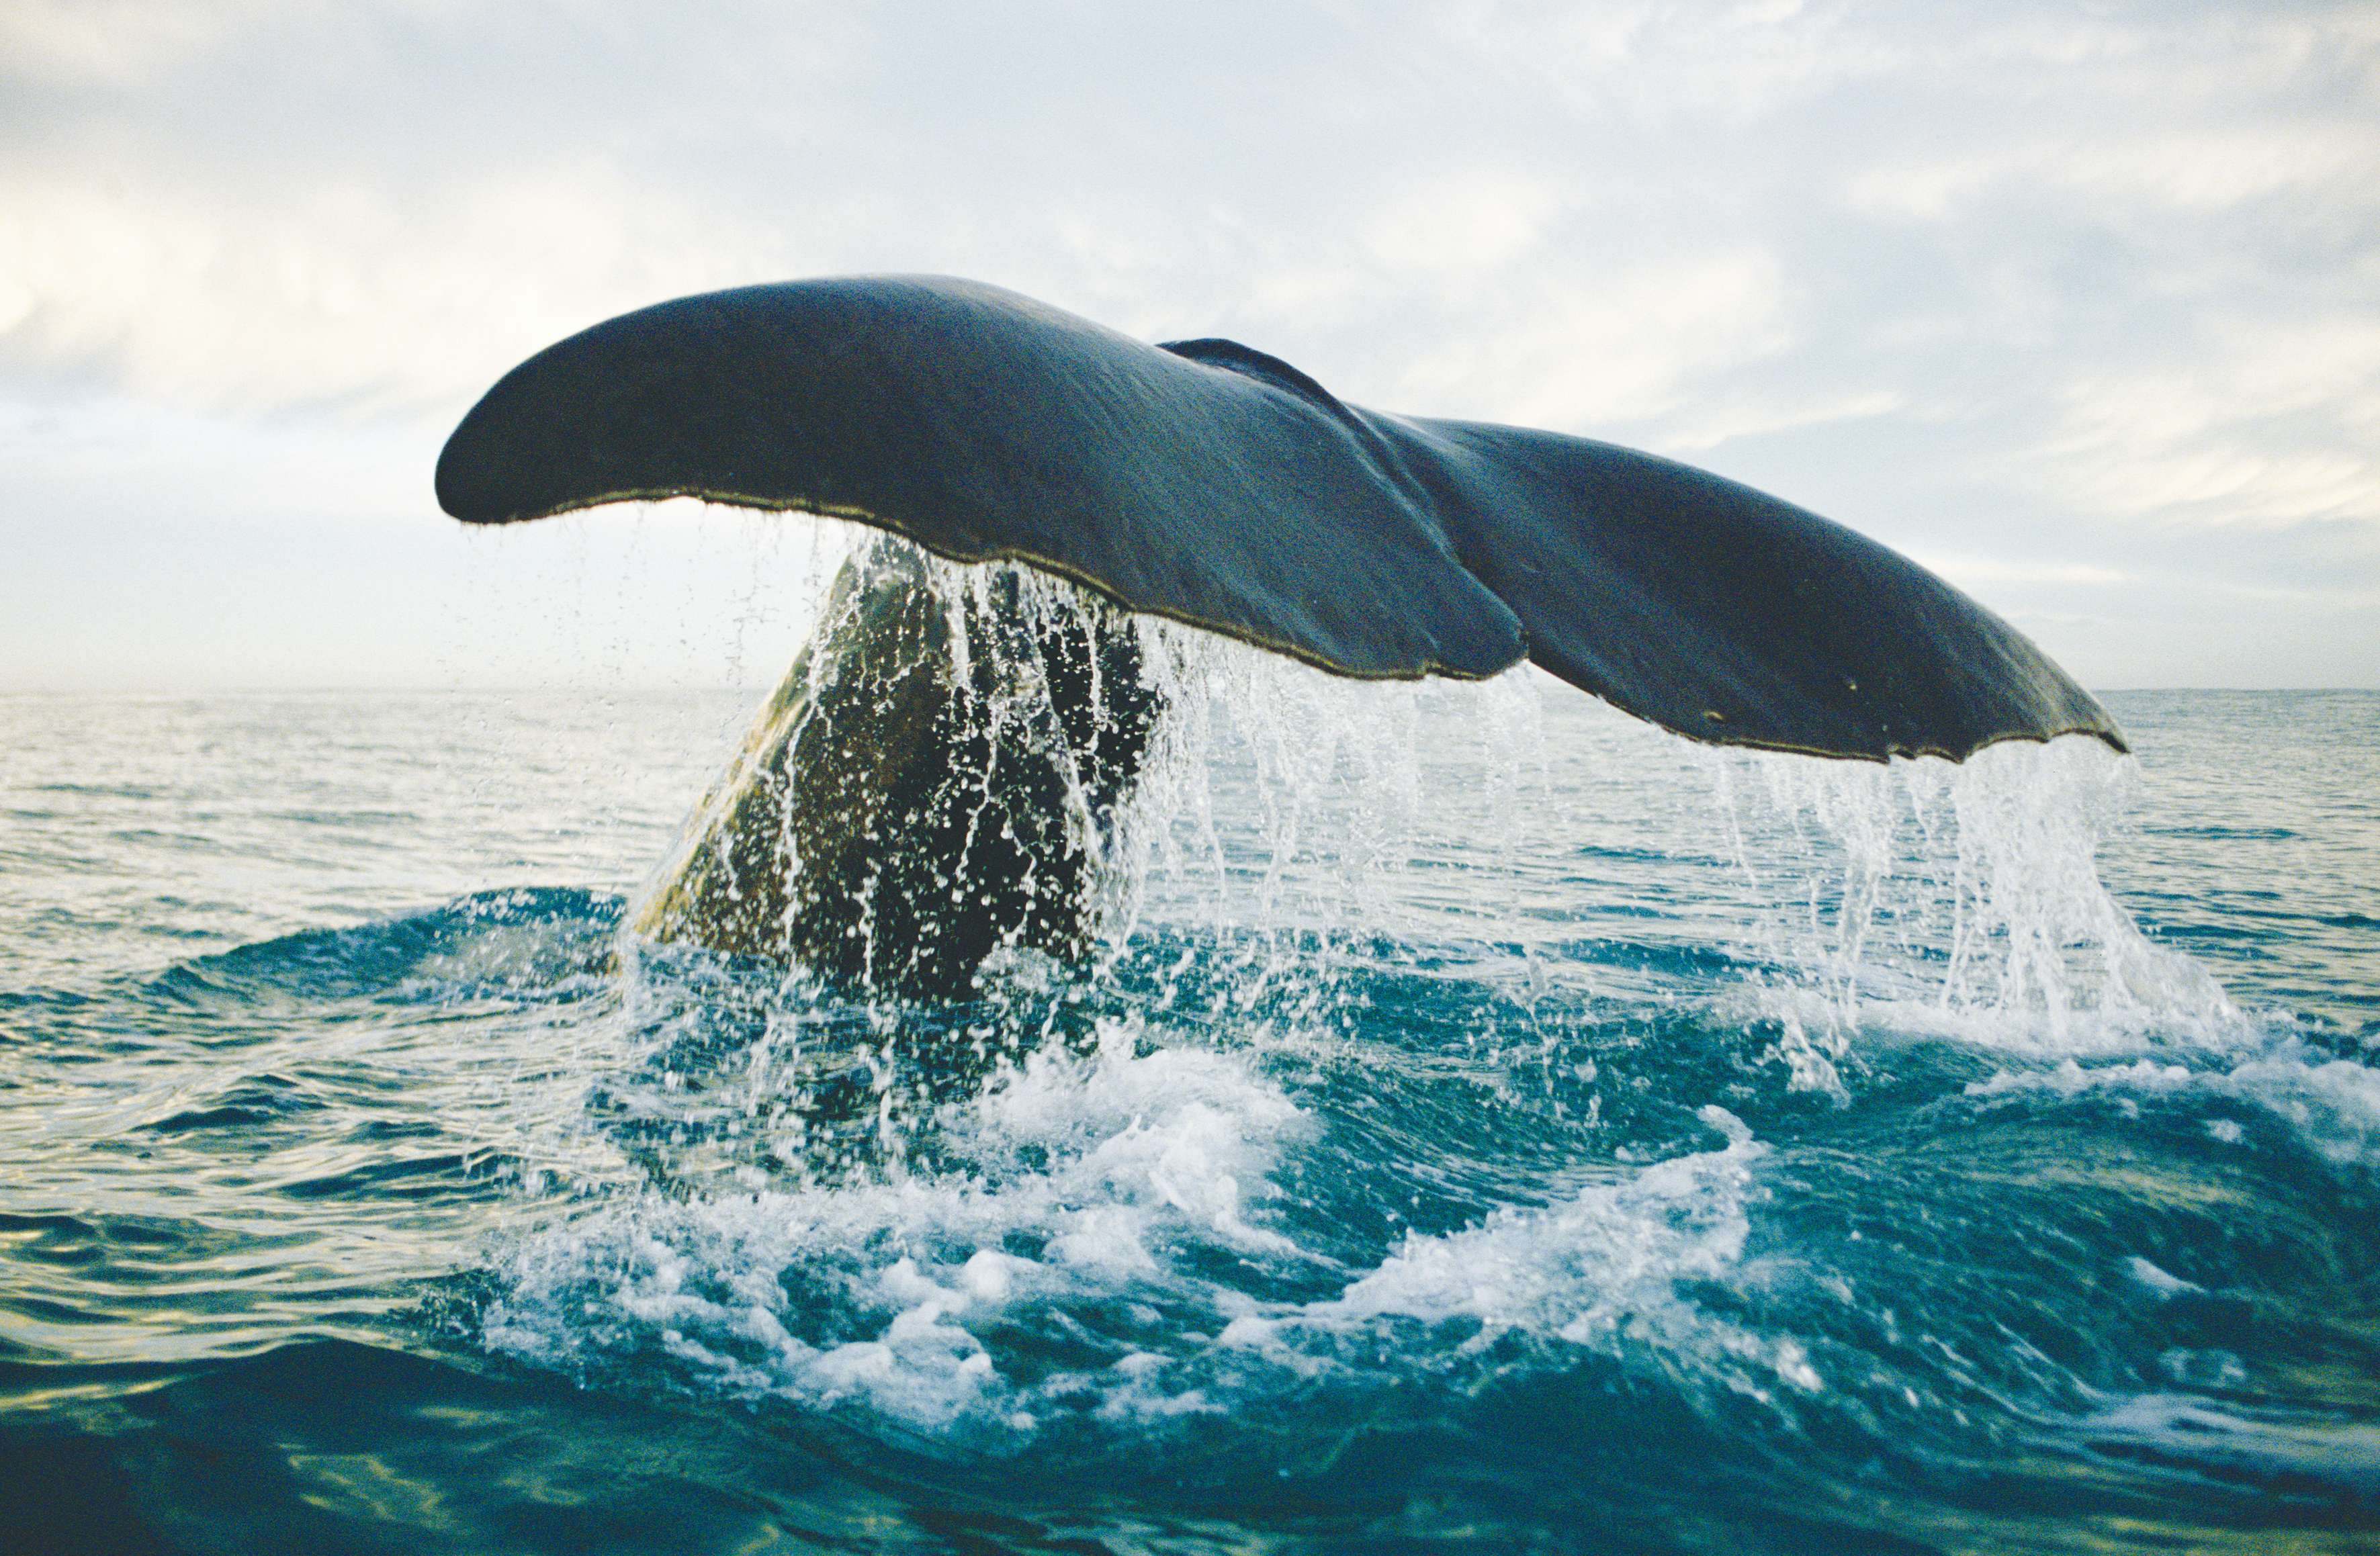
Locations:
3;656;2376;1553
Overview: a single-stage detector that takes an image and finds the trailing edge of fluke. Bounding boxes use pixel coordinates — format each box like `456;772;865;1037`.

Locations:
437;274;2123;763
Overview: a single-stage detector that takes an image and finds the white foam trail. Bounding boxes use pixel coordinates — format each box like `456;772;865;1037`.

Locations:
1967;1038;2380;1166
485;1017;1314;1428
487;1034;1810;1431
2076;1393;2380;1485
1315;1106;1762;1340
1233;1106;1823;1406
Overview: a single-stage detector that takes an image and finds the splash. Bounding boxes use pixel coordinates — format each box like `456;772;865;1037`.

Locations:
483;1015;1315;1430
1698;735;2239;1087
482;1023;1806;1434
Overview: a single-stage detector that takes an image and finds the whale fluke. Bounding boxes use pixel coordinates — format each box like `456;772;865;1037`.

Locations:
437;275;2123;764
439;275;2129;996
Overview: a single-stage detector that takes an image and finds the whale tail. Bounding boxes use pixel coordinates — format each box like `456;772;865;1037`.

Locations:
439;275;2123;995
438;274;2121;764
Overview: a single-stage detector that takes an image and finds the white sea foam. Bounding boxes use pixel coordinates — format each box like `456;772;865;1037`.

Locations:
486;1027;1808;1432
1315;1105;1760;1338
2078;1393;2380;1487
1247;1105;1822;1404
485;1016;1314;1429
1966;1039;2380;1166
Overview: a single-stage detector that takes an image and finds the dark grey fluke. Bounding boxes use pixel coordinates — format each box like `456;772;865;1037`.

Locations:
437;275;2120;763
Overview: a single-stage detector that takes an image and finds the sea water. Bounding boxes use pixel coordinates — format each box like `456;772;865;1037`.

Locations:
1;658;2375;1552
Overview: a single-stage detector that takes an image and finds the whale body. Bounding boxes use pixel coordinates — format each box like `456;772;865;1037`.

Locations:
438;275;2123;996
632;542;1161;996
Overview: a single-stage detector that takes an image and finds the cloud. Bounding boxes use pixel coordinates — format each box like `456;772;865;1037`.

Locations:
1910;557;2135;590
0;0;268;85
1390;251;1796;428
0;159;773;412
2035;315;2380;529
0;0;2373;687
1365;171;1564;275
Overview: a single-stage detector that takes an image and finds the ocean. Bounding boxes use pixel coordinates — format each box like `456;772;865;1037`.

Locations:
2;663;2375;1553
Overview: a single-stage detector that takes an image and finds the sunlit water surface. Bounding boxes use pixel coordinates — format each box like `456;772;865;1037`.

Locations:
1;670;2375;1555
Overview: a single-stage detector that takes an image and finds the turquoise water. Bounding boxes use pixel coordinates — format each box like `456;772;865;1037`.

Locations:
1;670;2375;1553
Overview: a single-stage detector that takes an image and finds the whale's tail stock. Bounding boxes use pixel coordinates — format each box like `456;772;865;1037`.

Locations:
438;275;2122;997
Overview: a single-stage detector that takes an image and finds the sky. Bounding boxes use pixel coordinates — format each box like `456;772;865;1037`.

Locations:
2;0;2374;691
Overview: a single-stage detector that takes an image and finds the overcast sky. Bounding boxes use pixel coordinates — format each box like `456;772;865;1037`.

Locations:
3;0;2374;690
